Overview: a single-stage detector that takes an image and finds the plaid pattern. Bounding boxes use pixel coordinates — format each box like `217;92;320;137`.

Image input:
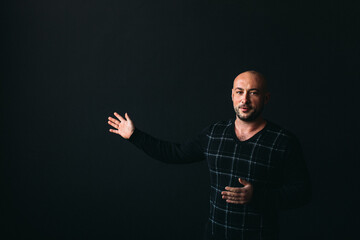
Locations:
205;120;292;239
129;118;310;240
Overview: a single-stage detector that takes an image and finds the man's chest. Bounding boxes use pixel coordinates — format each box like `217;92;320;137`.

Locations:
204;135;286;183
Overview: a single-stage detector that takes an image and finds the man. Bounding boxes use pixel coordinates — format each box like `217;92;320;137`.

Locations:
107;71;311;239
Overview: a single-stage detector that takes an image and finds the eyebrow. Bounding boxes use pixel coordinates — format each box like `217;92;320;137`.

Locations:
234;87;260;91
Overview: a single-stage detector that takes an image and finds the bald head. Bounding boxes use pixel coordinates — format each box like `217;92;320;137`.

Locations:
231;70;270;122
233;70;268;93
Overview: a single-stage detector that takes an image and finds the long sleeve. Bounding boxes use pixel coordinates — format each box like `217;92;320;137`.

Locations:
251;137;312;211
127;128;206;164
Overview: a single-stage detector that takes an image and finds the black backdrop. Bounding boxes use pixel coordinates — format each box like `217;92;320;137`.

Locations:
1;0;359;239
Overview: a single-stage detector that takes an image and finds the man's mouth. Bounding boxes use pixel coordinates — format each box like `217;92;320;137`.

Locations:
239;106;251;112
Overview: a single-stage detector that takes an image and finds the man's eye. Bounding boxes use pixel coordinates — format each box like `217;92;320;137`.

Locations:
250;92;258;95
237;91;243;94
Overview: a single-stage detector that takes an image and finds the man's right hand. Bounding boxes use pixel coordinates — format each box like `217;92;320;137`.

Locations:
108;112;135;139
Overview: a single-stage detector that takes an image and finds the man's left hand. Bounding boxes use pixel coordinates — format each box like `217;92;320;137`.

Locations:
221;178;253;204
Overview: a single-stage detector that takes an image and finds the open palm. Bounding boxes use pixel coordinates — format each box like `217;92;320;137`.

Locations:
108;112;135;139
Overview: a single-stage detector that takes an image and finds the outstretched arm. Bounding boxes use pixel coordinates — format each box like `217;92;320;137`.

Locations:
107;112;206;164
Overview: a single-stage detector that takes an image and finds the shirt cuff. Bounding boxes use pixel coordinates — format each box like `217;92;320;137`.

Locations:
128;128;141;143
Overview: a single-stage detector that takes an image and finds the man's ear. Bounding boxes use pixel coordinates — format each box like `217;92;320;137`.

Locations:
264;92;271;104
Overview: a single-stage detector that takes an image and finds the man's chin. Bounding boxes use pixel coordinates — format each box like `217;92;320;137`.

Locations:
239;117;253;122
237;113;258;122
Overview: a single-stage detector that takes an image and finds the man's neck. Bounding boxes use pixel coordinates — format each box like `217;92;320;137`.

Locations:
234;117;267;141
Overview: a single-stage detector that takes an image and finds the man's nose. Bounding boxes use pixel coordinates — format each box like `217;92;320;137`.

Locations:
240;92;250;103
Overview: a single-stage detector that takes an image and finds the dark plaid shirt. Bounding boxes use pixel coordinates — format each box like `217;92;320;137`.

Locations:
129;119;311;240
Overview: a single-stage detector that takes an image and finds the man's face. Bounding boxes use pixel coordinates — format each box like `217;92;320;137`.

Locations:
231;73;270;122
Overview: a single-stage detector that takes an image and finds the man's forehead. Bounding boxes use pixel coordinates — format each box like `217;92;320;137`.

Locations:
233;74;264;89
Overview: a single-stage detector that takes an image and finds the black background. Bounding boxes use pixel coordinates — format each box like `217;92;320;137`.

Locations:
1;0;359;239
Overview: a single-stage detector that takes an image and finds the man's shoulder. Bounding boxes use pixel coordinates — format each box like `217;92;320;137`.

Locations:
265;121;301;146
199;119;233;136
208;119;234;131
212;119;233;127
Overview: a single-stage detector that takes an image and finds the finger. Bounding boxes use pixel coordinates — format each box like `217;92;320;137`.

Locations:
222;194;246;201
108;116;120;125
222;195;242;201
108;121;119;129
221;191;242;197
114;112;126;122
224;187;244;193
226;199;246;204
238;178;250;185
125;112;132;122
109;129;118;134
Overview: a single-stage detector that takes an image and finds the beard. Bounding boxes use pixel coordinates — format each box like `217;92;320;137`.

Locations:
234;104;263;122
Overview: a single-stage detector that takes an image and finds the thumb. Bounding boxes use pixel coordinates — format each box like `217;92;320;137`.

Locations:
238;178;249;186
125;112;132;122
